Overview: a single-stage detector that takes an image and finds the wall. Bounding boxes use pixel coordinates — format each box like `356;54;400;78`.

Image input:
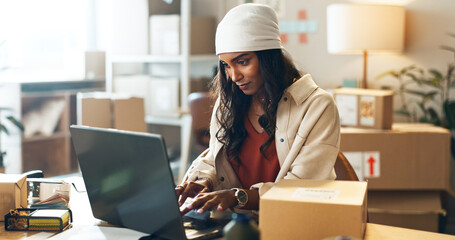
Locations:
220;0;455;92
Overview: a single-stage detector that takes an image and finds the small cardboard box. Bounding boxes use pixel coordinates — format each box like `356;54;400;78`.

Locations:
368;191;444;232
259;179;368;240
78;92;147;132
333;88;393;129
0;174;27;220
114;75;153;115
149;15;215;55
149;78;180;117
340;123;451;190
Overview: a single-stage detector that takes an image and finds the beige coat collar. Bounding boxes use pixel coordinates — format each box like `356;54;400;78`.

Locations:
285;74;319;105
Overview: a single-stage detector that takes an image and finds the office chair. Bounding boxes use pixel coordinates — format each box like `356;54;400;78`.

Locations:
334;152;359;181
188;92;215;150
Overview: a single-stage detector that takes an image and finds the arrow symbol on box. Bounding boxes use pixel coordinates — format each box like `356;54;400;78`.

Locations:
368;156;376;176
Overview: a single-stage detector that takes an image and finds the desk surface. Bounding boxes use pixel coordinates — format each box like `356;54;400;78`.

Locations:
1;177;454;240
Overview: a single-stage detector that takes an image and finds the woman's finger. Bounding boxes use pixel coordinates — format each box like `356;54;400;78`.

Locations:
175;185;185;197
178;181;204;206
197;198;219;214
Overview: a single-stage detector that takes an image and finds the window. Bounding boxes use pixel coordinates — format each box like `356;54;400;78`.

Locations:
0;0;89;81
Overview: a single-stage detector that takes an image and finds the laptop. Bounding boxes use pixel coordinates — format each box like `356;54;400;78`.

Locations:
70;125;230;240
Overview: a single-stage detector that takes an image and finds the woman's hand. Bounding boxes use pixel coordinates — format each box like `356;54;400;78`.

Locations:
175;178;212;207
180;189;237;215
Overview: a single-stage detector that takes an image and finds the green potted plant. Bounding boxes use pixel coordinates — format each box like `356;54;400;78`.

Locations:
0;108;24;172
376;33;455;157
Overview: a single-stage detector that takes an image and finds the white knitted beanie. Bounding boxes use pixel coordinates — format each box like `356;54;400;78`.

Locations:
215;3;282;55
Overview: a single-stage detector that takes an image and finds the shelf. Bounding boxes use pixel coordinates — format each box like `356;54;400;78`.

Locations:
109;54;217;64
145;115;185;126
189;55;218;62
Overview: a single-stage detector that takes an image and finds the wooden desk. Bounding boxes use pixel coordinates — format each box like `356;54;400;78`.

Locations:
1;177;454;240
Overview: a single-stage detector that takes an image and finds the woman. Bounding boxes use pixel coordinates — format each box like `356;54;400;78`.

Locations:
176;3;340;215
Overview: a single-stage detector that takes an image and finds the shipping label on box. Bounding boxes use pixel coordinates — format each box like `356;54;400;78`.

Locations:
342;151;381;181
260;179;367;240
333;88;393;129
359;95;375;126
0;174;27;220
336;94;358;126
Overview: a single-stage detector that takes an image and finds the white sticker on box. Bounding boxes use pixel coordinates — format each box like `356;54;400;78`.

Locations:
291;188;341;200
363;151;380;178
359;95;375;126
336;94;357;126
341;152;364;181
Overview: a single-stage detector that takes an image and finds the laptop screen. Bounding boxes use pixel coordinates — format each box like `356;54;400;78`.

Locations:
70;125;186;239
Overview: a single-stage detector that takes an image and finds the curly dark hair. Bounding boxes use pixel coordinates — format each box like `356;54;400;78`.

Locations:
211;49;302;163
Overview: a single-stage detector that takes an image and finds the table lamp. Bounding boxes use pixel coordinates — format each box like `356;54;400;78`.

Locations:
327;3;405;88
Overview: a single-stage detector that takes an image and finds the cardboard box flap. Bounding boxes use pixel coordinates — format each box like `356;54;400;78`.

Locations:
341;127;395;134
16;175;28;208
0;174;28;218
262;179;368;206
0;174;26;183
334;88;393;96
393;123;451;134
80;91;141;100
368;191;444;214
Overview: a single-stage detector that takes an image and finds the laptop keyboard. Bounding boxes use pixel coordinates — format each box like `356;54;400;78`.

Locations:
182;215;230;230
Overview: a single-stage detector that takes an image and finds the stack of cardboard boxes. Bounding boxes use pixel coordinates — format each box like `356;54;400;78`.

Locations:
77;92;147;132
333;88;452;232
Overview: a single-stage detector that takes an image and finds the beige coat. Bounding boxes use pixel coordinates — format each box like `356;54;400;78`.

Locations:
183;74;340;195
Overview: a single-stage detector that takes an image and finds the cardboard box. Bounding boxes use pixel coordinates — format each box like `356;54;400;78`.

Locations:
368;191;444;232
333;88;393;129
0;174;27;220
149;15;215;55
365;223;455;240
340;123;451;190
78;92;147;132
85;51;105;79
114;75;211;116
114;75;153;115
113;97;147;131
260;179;368;240
149;78;180;117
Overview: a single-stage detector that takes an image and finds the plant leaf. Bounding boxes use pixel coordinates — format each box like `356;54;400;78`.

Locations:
405;73;419;81
428;69;443;79
404;89;427;97
375;70;396;80
427;108;441;126
441;45;455;54
0;124;9;135
394;109;411;116
6;116;24;131
443;100;455;130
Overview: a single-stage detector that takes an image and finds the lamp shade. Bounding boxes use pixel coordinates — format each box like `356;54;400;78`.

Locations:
327;4;405;54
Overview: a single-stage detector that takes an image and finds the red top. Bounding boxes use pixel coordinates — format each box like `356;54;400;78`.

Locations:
230;115;280;189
